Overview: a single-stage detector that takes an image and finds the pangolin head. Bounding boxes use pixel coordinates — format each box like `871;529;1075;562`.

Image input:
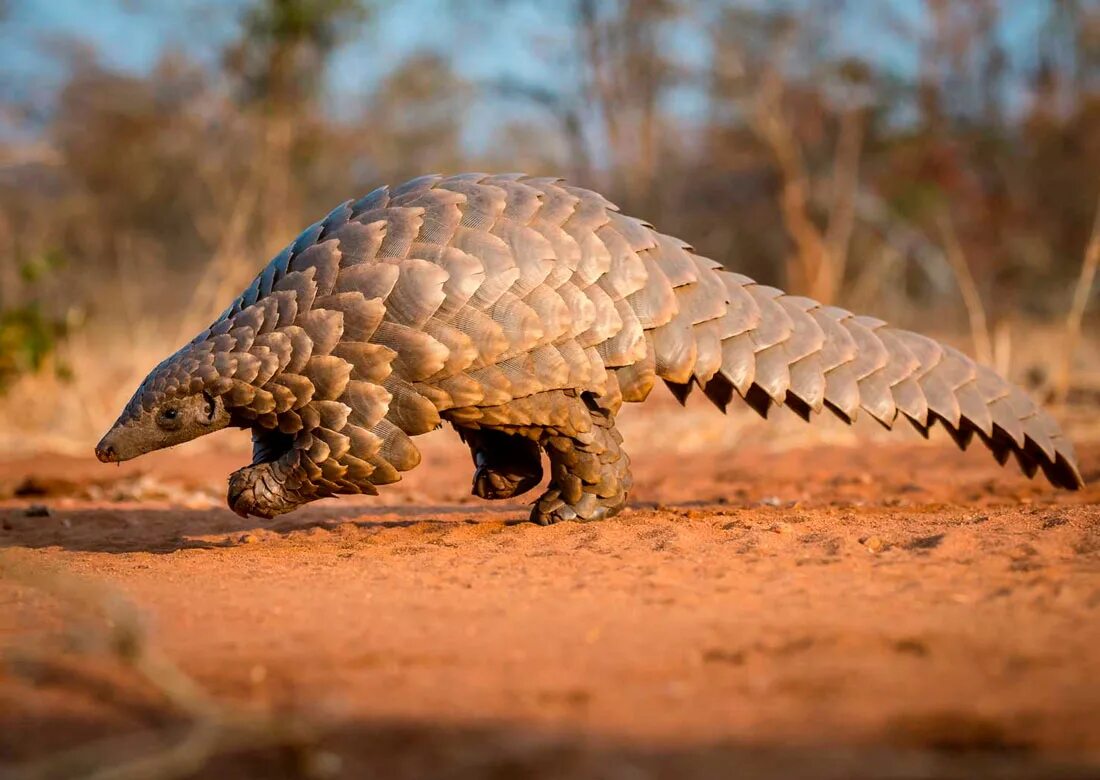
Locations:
94;342;239;463
94;261;313;469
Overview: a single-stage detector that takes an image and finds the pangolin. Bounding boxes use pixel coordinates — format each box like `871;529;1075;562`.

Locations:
94;173;1083;522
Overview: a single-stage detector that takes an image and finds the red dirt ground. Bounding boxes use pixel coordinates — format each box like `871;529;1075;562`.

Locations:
2;401;1099;779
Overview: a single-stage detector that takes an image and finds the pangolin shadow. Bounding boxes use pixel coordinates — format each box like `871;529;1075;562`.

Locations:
0;502;534;554
0;496;766;554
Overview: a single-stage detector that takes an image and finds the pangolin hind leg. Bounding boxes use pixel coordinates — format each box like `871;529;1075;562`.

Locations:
457;426;544;500
531;397;632;525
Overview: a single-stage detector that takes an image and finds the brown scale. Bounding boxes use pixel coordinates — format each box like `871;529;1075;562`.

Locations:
101;173;1084;523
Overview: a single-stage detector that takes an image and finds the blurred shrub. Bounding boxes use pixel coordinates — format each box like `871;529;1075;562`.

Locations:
0;251;73;394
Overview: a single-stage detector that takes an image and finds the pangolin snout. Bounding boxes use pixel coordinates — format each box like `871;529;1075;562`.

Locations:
95;440;118;463
95;429;123;463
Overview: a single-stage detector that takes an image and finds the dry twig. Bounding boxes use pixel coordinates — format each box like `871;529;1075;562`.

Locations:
821;105;864;304
0;554;333;780
1053;196;1100;403
937;211;994;367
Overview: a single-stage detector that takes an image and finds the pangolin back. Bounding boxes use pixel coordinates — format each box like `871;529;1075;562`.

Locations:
140;172;1081;516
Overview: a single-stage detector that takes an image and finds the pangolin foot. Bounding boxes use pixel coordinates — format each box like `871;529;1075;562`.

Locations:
529;487;627;525
227;463;303;519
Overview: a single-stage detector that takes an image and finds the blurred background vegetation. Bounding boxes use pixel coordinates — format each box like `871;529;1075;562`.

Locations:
0;0;1097;451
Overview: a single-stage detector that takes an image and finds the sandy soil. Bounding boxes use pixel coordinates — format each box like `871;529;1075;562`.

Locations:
2;400;1099;779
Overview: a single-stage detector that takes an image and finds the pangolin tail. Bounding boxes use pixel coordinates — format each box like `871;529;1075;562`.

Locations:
621;228;1083;490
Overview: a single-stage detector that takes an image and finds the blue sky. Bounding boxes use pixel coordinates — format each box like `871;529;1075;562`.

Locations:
1;0;1059;143
4;1;1055;85
3;1;553;96
2;0;568;149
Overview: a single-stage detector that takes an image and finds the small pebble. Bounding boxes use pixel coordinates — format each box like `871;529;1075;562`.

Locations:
772;522;792;535
239;533;259;544
25;504;50;518
861;535;885;552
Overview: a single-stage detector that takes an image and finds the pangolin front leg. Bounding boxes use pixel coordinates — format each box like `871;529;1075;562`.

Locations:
228;457;311;519
457;427;544;500
227;431;321;519
531;399;632;525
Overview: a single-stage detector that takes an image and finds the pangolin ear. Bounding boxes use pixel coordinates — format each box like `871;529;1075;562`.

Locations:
201;391;217;423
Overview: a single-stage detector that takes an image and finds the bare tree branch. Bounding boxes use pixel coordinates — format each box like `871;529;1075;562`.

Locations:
820;103;864;304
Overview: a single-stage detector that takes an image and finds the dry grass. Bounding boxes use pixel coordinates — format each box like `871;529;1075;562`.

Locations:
0;324;187;456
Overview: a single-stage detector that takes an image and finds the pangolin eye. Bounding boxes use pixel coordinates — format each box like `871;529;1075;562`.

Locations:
162;408;178;420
